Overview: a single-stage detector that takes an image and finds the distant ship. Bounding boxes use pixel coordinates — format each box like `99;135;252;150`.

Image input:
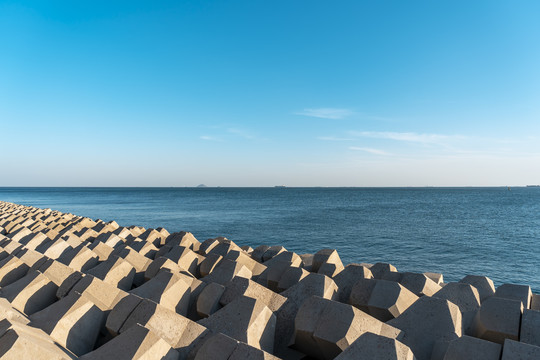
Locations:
274;185;286;188
526;185;540;187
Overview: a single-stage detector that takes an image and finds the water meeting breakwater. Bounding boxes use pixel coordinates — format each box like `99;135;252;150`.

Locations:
0;201;539;359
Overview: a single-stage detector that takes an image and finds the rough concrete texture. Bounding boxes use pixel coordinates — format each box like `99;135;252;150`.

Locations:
292;296;402;360
198;296;276;352
333;332;415;360
520;309;540;347
472;296;523;344
193;332;281;360
367;279;419;321
333;264;373;302
388;296;462;360
312;248;344;274
460;275;496;302
495;283;532;309
501;339;540;359
441;335;502;360
196;282;225;318
433;282;481;335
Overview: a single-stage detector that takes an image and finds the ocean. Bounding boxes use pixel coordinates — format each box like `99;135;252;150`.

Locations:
1;187;539;292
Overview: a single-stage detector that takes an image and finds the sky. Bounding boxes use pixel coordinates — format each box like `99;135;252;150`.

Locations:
1;0;540;187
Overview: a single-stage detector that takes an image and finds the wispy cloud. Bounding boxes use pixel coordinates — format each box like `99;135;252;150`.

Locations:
227;128;255;139
349;147;391;155
295;108;353;120
200;135;222;141
317;136;354;141
349;131;465;144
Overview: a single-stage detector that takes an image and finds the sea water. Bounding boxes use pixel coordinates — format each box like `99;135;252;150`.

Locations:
1;187;539;292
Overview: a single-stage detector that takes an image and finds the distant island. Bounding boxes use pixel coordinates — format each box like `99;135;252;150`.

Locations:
196;184;207;188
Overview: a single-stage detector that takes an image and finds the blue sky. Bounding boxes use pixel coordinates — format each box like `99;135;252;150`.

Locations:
1;1;539;186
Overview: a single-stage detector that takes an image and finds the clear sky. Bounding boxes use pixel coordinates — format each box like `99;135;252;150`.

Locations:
1;1;539;186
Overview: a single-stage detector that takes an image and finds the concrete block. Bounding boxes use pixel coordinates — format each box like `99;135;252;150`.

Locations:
495;283;532;309
41;239;72;260
520;309;540;347
57;245;99;272
198;296;276;353
251;245;270;262
0;319;76;360
501;339;540;359
293;296;402;359
368;279;419;321
433;282;481;335
262;245;287;262
334;332;414;360
104;294;143;336
29;291;106;356
35;258;83;292
66;275;129;311
127;239;158;259
144;256;184;280
78;323;179;360
7;227;33;242
472;296;523;344
399;272;441;297
424;272;444;285
460;275;496;302
198;253;223;277
532;294;540;310
277;266;310;292
318;262;343;278
239;245;253;254
162;246;202;276
18;232;51;251
312;248;344;274
0;255;30;287
333;264;373;302
225;249;267;277
86;255;135;291
114;247;151;286
196;282;225;318
0;298;30;325
201;259;252;285
194;332;281;360
370;262;398;279
0;269;58;315
87;241;114;261
220;277;287;312
299;253;314;271
388;296;462;360
207;238;243;258
116;299;209;357
441;335;502;360
165;231;201;252
130;270;191;315
349;278;378;313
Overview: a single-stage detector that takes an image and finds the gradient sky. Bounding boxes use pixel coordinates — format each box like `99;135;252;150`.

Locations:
1;1;540;186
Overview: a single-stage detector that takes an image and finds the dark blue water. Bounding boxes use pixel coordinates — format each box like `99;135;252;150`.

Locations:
1;187;539;292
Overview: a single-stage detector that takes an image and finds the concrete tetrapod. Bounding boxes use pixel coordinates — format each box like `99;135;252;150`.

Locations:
292;296;402;360
198;296;276;353
459;275;496;302
495;283;532;309
472;296;523;344
78;323;180;360
441;335;502;360
432;282;481;335
333;264;373;303
333;332;415;360
387;296;462;360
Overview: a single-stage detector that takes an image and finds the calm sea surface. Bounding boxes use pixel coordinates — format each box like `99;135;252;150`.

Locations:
1;187;539;292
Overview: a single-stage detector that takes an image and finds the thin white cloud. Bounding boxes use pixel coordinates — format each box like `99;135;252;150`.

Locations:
349;147;391;155
295;108;353;120
350;131;465;144
317;136;354;141
227;128;255;139
200;135;222;141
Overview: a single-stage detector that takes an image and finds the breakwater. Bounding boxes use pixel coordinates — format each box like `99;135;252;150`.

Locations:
0;200;539;359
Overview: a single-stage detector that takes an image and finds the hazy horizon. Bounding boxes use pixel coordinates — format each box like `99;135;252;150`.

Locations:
2;1;539;187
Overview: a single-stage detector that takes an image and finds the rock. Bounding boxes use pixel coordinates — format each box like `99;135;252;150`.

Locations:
333;264;373;303
334;332;415;360
501;339;540;359
86;256;135;291
0;269;58;316
29;291;106;356
433;282;481;335
312;249;344;274
198;296;276;352
495;283;532;309
441;335;502;360
78;323;179;360
130;270;191;315
196;282;225;318
292;296;402;360
459;275;496;302
388;296;462;360
472;296;523;344
520;309;540;347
